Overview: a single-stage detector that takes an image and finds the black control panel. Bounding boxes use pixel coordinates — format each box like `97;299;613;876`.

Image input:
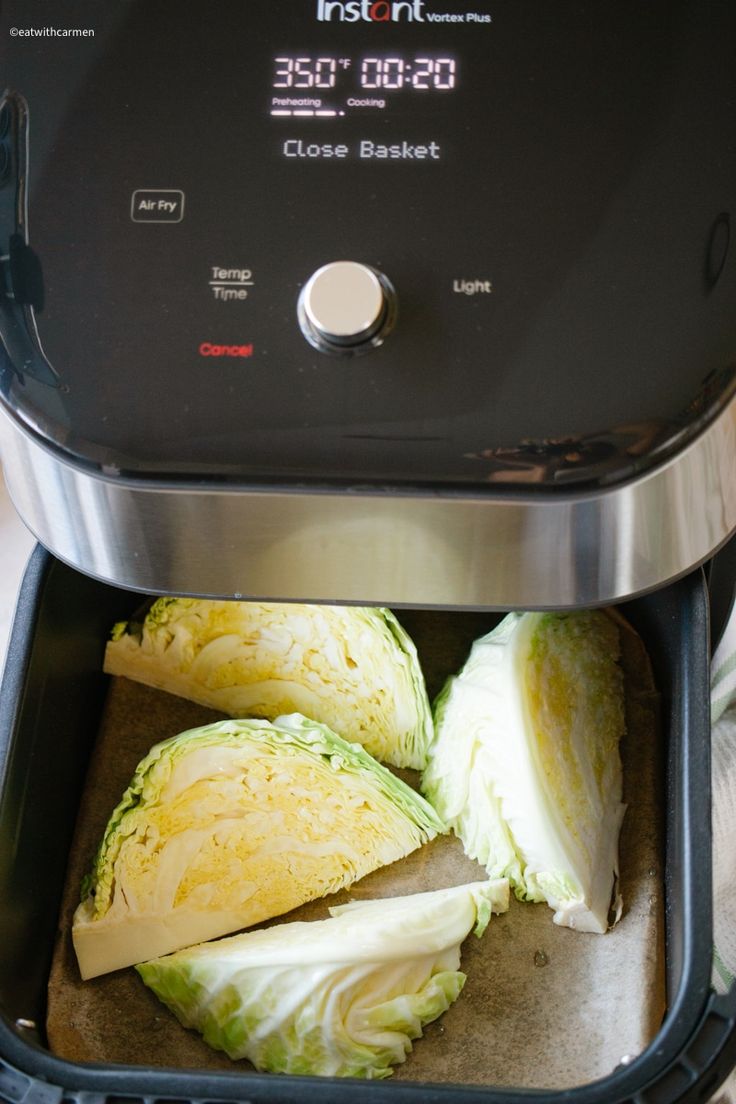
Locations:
0;0;734;488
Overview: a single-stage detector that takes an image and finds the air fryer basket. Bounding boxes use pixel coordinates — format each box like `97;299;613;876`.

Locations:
0;547;735;1104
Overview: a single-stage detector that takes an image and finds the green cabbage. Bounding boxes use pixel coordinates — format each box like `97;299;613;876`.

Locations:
73;714;445;979
422;611;626;933
104;599;432;769
137;879;509;1079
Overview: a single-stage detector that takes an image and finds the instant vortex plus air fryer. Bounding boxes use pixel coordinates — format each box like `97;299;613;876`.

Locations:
0;1;735;1103
0;0;735;606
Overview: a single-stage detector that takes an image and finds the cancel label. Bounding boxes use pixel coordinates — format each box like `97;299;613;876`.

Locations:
282;138;441;161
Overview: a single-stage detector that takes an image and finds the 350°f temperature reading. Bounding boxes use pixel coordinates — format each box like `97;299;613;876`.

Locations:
273;55;457;90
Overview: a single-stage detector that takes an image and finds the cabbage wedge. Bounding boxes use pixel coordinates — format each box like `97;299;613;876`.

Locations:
73;714;444;979
104;599;432;769
422;611;626;933
137;879;509;1079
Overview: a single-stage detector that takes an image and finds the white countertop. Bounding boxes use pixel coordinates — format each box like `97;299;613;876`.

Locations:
0;465;37;670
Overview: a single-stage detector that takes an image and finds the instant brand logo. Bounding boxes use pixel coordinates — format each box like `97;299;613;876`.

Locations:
317;0;425;21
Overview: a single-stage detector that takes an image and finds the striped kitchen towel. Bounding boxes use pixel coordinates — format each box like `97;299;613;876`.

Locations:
711;593;736;1102
713;602;736;997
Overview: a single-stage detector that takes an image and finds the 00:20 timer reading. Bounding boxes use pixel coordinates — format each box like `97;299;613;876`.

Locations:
273;55;457;91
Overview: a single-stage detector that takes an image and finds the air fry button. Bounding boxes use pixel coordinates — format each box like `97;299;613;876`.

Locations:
131;189;185;223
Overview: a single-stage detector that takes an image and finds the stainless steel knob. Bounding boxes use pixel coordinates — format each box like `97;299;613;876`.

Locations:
298;261;395;353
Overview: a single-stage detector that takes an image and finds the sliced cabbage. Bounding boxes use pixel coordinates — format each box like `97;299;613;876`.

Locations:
136;879;509;1079
422;611;626;933
104;598;432;769
73;714;445;979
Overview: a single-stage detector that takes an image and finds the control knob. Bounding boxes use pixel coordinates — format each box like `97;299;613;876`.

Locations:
298;261;395;354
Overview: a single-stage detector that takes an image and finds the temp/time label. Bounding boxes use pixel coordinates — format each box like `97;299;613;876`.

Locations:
209;267;254;301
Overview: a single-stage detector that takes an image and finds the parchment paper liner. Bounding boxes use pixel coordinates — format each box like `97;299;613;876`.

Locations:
46;609;664;1089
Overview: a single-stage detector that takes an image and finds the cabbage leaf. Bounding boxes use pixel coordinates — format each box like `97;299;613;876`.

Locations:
137;879;509;1079
422;611;626;932
104;599;432;769
73;714;445;979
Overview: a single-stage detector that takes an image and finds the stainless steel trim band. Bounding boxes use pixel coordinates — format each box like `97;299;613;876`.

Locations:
1;396;735;608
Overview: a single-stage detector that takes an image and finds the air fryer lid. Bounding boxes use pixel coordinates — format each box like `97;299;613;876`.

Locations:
0;0;734;607
0;0;734;489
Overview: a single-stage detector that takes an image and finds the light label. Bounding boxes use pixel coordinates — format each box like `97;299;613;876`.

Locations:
453;278;493;295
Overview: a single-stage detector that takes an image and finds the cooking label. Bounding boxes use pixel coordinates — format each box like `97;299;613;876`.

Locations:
209;266;254;301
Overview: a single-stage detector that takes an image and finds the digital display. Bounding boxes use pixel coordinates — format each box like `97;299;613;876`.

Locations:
270;49;461;157
272;55;457;91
